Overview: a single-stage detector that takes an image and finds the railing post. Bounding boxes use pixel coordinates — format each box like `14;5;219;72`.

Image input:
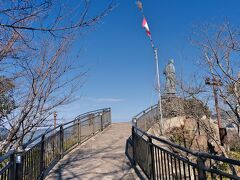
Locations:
9;151;15;180
89;114;94;134
100;113;103;131
144;111;147;130
40;135;45;179
93;115;95;133
132;126;136;166
60;125;64;158
149;137;155;180
132;117;137;127
197;155;207;180
109;109;111;125
77;120;80;144
15;148;24;180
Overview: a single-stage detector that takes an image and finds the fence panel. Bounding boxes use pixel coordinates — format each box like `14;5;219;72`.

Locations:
125;137;133;164
63;124;78;152
92;114;101;133
129;105;240;180
133;104;158;132
130;126;240;180
152;143;198;180
23;142;42;180
80;119;94;142
0;108;111;180
102;110;111;128
133;130;152;178
0;151;15;180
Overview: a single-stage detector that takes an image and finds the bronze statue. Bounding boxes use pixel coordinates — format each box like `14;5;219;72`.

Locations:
164;59;176;95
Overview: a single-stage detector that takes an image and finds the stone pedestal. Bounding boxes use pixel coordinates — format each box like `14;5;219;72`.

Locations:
160;95;210;119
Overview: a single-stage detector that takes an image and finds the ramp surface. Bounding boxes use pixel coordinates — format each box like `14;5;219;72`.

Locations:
46;123;138;180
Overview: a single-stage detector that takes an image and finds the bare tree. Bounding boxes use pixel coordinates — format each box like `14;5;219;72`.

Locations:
0;0;115;152
0;0;115;61
192;22;240;133
176;74;238;174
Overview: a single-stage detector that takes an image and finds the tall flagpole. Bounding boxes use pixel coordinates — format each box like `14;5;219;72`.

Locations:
153;48;163;133
137;1;163;133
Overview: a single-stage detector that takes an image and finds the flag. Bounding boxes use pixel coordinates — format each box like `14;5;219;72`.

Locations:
142;18;151;37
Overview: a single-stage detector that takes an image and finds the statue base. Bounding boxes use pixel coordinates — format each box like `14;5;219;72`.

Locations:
162;93;176;99
159;94;210;119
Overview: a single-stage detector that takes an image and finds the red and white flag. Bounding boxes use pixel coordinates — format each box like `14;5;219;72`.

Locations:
142;18;151;37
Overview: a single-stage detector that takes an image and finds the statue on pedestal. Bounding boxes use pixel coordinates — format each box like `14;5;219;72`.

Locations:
164;59;176;95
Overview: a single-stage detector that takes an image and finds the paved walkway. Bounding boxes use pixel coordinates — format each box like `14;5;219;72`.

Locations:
46;123;139;180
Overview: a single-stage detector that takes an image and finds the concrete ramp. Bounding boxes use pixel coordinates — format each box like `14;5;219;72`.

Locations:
46;123;139;180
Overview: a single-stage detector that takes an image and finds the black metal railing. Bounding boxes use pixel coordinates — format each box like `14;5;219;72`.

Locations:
126;106;240;180
0;150;15;179
0;108;111;180
132;104;159;132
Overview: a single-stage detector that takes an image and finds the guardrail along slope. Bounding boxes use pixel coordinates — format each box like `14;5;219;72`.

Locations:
126;105;240;180
0;108;111;180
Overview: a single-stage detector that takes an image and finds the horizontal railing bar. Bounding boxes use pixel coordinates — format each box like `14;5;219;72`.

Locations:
24;141;41;153
47;109;108;133
62;124;77;131
203;167;240;180
131;104;240;180
23;108;109;148
134;125;240;166
80;115;101;124
0;108;111;180
134;131;149;144
0;150;15;163
23;130;59;148
132;104;158;120
0;161;12;174
74;108;110;120
44;130;61;140
196;152;240;166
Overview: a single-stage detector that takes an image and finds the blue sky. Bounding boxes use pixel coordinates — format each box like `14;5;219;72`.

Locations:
57;0;240;122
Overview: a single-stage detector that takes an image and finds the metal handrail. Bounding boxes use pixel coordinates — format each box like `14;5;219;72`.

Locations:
127;105;240;180
0;108;111;180
23;108;110;148
0;150;15;163
74;108;111;120
134;125;240;166
132;104;158;121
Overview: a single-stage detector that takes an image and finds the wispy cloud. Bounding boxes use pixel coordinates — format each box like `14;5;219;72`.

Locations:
85;97;124;103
